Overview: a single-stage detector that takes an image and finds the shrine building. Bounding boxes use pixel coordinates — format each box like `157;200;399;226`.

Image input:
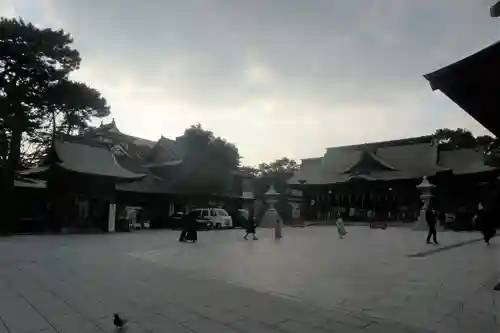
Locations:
288;136;498;222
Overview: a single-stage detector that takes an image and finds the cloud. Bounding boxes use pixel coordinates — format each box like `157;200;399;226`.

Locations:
244;64;275;86
0;0;16;17
10;0;498;165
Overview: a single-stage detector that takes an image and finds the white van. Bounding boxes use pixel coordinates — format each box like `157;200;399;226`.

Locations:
192;208;233;229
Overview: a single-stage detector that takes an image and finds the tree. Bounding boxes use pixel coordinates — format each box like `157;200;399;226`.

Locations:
434;128;477;149
476;135;495;148
242;157;300;224
258;157;300;175
239;165;259;178
433;128;495;149
0;18;110;169
0;18;109;230
175;124;240;196
1;18;80;179
248;157;300;197
25;80;109;166
484;136;500;167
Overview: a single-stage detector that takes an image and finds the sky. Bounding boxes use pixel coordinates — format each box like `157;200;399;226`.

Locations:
1;0;499;165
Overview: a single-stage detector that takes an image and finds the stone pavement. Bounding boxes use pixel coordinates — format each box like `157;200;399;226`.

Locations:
0;226;498;332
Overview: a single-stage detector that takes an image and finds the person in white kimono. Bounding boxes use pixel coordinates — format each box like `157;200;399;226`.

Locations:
336;213;347;239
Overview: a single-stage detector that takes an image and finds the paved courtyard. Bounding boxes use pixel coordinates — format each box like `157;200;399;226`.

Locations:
0;226;499;332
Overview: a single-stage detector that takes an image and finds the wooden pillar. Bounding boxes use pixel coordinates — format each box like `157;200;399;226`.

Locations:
108;203;116;232
169;202;175;216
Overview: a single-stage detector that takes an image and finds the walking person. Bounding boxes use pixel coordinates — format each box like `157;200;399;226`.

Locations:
179;211;198;243
244;216;258;240
475;205;495;245
426;207;438;244
336;213;347;239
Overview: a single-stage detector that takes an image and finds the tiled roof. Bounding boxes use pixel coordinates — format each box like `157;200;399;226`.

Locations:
114;154;150;174
289;158;323;184
89;131;156;159
362;142;442;178
78;123;187;194
84;120;184;169
332;135;434;150
147;136;183;165
438;148;496;175
288;137;479;185
14;179;47;189
85;121;158;158
48;138;146;179
116;175;177;194
342;150;398;174
159;136;183;159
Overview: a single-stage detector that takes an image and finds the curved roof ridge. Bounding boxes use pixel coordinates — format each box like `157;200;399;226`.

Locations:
342;150;398;174
326;135;434;151
97;119;120;133
145;160;183;168
301;157;322;163
52;139;146;179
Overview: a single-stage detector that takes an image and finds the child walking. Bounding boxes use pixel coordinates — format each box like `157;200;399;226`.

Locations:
336;213;347;239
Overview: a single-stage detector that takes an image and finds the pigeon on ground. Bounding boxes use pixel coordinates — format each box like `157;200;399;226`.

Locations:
113;313;128;329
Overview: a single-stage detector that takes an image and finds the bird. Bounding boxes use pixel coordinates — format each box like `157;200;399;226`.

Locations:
113;313;127;329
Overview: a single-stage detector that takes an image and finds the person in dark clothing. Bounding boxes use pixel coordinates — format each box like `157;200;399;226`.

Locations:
179;211;198;242
244;217;258;240
475;206;495;245
426;208;438;244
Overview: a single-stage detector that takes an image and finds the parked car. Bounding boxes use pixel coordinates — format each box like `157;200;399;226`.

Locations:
168;211;213;230
191;212;213;231
131;221;142;230
130;220;151;230
127;207;151;230
192;208;233;229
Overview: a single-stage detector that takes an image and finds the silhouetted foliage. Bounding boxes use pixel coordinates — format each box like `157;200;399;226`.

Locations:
476;135;495;148
25;80;109;167
239;165;260;178
484;138;500;167
434;128;494;149
243;157;300;223
434;128;499;167
246;157;300;198
175;124;240;195
0;17;109;174
434;128;477;149
0;17;109;231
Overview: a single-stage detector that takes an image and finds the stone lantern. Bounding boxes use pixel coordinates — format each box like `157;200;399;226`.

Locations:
412;176;435;230
260;185;282;228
